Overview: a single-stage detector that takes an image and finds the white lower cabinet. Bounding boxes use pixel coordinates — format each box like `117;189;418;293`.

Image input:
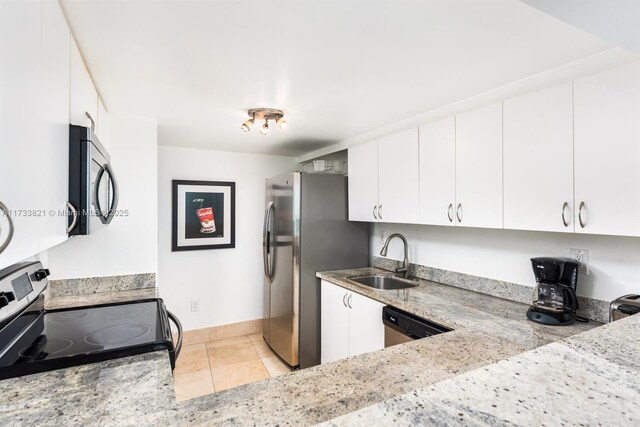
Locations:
321;280;384;364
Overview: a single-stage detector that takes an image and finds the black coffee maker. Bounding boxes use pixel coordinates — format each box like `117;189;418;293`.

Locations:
526;257;580;326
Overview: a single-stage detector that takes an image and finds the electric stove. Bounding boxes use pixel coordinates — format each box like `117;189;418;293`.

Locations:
0;261;182;380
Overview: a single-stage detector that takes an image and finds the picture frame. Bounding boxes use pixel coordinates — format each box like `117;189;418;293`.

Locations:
172;180;236;251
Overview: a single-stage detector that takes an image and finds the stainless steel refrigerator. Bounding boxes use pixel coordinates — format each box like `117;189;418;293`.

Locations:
262;172;369;369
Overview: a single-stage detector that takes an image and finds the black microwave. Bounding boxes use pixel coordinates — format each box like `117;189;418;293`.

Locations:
67;125;119;236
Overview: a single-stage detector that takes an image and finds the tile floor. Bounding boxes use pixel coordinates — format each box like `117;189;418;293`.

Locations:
173;332;292;401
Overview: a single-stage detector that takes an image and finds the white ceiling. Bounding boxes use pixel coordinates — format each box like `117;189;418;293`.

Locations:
61;0;613;157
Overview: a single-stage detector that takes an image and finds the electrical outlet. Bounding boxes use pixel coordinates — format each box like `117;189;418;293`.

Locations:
379;229;386;245
570;248;590;275
191;299;200;312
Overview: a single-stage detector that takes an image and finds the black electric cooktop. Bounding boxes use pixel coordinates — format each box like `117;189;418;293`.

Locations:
0;297;176;380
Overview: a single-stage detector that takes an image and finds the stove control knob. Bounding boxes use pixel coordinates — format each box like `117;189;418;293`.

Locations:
34;269;50;281
0;292;15;308
1;291;15;302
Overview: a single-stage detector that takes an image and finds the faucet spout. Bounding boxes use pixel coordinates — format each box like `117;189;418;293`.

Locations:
379;233;410;278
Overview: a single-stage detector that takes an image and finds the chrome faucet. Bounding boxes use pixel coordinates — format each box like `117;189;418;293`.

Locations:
379;233;410;279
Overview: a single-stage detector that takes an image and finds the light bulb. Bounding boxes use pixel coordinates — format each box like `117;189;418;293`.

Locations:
260;120;269;135
241;118;254;132
276;116;288;130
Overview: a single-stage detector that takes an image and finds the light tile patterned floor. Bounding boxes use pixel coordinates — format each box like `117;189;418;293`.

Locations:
173;332;292;401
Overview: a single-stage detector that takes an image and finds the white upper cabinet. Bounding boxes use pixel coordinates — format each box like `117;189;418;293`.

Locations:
455;103;503;229
70;36;98;130
39;0;71;252
348;140;378;221
0;0;70;267
348;130;419;223
378;128;419;223
503;82;574;233
0;0;43;266
574;62;640;237
419;117;456;226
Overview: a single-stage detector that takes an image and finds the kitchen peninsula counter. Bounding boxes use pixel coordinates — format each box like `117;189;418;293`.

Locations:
3;268;635;426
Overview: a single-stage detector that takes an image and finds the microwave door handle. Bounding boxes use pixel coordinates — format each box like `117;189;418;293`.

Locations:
0;201;14;254
103;164;119;224
92;166;108;223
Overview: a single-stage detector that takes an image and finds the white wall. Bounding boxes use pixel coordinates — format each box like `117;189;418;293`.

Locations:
520;0;640;54
157;146;296;331
372;223;640;302
47;115;158;279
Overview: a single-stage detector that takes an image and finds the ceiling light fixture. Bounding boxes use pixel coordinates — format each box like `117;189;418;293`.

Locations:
241;112;255;132
241;108;287;135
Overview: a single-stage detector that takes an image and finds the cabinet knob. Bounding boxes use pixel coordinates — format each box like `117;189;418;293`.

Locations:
447;204;454;223
373;205;378;220
456;203;462;223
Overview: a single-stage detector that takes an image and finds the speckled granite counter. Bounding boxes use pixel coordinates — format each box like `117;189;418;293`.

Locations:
44;287;158;310
317;268;596;350
0;268;609;426
323;313;640;426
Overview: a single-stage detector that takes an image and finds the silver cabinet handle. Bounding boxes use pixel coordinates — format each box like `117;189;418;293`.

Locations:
447;203;454;223
0;201;14;254
373;205;378;219
66;202;78;234
85;111;96;132
347;294;352;309
578;201;586;229
342;293;347;307
456;203;462;223
561;202;569;227
378;204;382;220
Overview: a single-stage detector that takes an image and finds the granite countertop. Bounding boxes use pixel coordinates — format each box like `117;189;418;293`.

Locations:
44;287;158;310
1;268;623;426
324;313;640;426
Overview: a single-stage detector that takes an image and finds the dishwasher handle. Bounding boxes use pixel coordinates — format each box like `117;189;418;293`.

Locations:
382;306;452;339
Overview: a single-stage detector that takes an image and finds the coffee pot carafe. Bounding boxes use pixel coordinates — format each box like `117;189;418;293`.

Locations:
526;257;580;326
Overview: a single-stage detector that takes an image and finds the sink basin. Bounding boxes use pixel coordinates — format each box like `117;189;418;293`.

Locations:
349;274;418;290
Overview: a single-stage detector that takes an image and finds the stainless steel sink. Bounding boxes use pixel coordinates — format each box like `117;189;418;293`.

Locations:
349;274;418;290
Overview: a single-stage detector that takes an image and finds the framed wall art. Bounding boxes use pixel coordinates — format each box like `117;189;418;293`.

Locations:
172;180;236;251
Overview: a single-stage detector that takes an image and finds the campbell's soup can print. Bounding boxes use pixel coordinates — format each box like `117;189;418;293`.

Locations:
196;207;216;234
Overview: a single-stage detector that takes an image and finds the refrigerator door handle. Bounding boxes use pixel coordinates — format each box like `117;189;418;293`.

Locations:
263;201;275;282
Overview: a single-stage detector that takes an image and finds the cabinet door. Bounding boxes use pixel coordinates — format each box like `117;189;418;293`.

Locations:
503;83;574;233
348;140;379;222
574;63;640;237
378;128;420;223
455;103;503;229
70;37;98;129
0;0;44;267
320;281;349;364
39;0;70;252
419;118;456;226
347;291;384;358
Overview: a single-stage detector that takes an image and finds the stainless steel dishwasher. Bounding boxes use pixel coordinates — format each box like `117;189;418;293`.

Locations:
382;306;452;347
